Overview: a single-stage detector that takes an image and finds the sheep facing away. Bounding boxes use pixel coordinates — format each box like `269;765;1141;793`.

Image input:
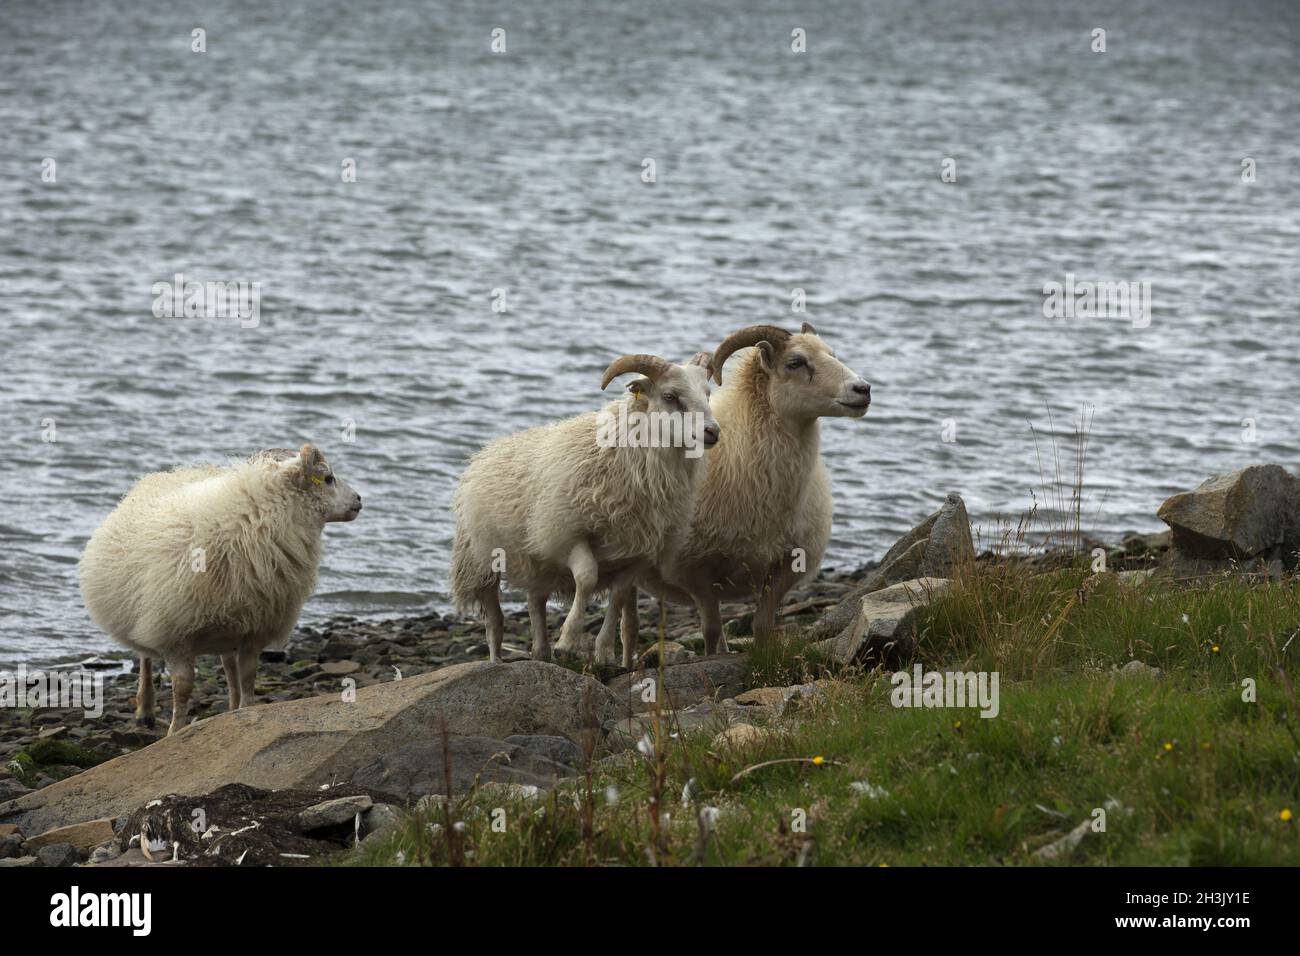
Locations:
78;444;362;735
449;352;719;665
632;323;871;651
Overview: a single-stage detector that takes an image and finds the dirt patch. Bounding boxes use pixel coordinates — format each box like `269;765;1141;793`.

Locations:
116;782;403;867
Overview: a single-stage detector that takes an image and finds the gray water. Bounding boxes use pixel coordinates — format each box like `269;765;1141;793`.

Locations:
2;0;1298;666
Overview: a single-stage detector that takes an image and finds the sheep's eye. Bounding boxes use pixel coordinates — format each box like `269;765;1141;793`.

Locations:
663;393;678;404
325;475;336;485
786;357;805;370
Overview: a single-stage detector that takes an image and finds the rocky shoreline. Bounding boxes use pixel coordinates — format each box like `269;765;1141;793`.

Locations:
8;460;1294;868
0;563;878;795
0;544;1166;868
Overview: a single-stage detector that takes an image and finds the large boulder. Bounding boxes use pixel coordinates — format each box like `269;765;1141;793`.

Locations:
0;660;620;837
808;494;973;642
606;656;748;714
351;734;583;798
1157;465;1300;571
814;578;950;665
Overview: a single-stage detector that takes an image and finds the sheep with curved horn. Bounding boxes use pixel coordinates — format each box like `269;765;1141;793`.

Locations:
632;321;872;652
449;351;719;665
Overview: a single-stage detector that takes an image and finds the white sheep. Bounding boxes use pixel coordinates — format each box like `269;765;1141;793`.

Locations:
449;352;718;665
635;323;871;651
78;444;362;734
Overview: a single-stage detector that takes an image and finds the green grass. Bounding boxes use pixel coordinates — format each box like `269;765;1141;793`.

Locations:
340;565;1300;866
743;626;836;687
925;562;1300;684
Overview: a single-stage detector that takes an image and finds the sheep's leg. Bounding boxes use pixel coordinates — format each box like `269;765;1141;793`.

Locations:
594;572;636;666
754;563;798;647
528;591;551;661
592;602;618;665
135;656;156;727
166;658;195;736
553;541;598;658
236;646;259;709
754;575;778;644
221;653;241;710
698;593;726;655
479;585;505;663
620;586;640;669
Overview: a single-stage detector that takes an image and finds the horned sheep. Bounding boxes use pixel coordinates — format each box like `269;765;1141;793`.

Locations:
78;444;362;735
634;323;871;651
449;352;719;665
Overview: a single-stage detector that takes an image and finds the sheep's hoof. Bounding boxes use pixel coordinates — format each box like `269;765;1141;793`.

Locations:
135;714;155;728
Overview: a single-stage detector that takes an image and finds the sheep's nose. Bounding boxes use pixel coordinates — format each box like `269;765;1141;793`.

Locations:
852;382;872;399
703;424;720;446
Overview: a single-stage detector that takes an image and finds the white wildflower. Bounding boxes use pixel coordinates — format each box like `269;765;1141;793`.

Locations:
850;780;889;799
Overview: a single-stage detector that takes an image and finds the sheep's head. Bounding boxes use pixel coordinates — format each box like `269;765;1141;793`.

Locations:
258;444;363;522
600;352;720;453
711;322;871;422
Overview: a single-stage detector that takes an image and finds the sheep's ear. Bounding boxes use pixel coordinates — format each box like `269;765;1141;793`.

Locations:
755;340;776;370
686;351;715;380
626;377;653;401
801;321;818;336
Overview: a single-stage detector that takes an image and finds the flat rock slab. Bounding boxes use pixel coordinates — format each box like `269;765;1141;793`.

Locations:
25;818;116;851
605;655;748;714
0;660;620;837
291;795;373;832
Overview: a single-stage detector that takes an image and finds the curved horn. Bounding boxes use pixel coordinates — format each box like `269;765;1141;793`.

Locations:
600;354;672;390
710;325;793;385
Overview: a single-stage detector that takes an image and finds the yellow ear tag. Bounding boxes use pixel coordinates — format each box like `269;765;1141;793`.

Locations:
310;475;324;486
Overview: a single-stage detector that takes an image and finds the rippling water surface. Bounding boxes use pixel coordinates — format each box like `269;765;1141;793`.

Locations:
2;0;1298;665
